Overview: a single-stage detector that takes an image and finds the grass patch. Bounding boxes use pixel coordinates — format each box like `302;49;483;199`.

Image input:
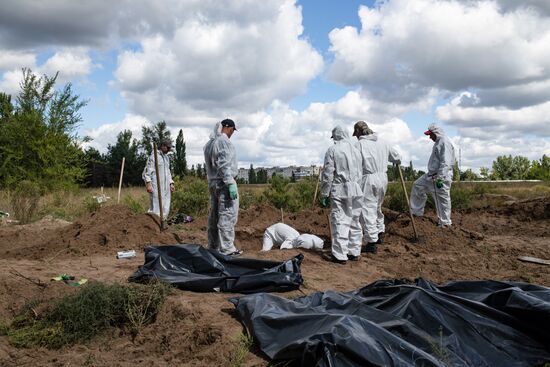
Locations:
229;332;254;367
5;281;171;349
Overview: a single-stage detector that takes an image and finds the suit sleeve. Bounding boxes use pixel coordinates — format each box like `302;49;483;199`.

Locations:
320;148;335;197
142;153;155;184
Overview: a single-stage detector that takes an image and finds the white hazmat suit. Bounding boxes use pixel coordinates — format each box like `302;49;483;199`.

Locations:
142;150;173;218
261;223;324;251
321;126;363;261
204;122;240;255
410;124;456;226
356;133;401;243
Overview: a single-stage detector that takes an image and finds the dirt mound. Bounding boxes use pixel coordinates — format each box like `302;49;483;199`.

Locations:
2;205;180;260
498;197;550;220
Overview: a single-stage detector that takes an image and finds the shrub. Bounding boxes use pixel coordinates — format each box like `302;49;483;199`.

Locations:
171;176;209;217
264;175;299;211
450;186;472;209
6;281;170;349
10;180;43;224
82;195;101;213
123;194;147;214
293;178;317;209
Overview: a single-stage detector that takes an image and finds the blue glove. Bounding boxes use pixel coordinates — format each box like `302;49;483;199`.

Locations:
435;178;444;189
228;183;238;200
320;196;330;208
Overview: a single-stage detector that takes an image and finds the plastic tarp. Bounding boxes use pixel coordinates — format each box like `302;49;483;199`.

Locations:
128;244;303;293
232;278;550;366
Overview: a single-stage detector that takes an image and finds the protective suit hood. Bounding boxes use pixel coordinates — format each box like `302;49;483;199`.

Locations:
425;123;446;140
359;133;378;142
331;126;348;141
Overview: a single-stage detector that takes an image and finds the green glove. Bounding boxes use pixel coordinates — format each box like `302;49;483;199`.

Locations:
228;183;238;200
320;196;330;208
435;177;444;189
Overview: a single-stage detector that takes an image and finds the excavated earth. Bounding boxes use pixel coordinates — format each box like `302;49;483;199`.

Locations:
0;198;549;366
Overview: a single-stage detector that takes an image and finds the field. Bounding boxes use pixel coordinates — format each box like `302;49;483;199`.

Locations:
0;181;549;366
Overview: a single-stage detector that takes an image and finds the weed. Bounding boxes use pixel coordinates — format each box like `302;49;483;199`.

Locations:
10;180;43;223
123;194;147;214
429;325;453;366
171;176;209;217
82;195;101;213
450;186;472;209
229;332;254;367
6;281;171;349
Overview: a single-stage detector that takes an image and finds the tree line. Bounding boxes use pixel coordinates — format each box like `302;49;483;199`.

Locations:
0;69;548;191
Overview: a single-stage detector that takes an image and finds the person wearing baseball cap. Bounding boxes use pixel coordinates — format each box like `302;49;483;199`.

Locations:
410;123;456;227
142;138;175;218
203;118;242;256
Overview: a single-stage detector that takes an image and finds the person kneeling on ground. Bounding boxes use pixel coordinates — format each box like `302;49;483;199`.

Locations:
410;123;456;228
261;223;324;251
320;125;363;265
353;121;401;254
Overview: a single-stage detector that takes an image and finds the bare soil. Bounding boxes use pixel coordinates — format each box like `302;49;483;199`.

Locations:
0;199;549;366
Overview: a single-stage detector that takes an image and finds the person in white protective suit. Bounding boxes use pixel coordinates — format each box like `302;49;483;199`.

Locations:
203;119;242;256
353;121;401;254
142;139;175;218
410;123;456;227
261;222;324;251
320;125;363;264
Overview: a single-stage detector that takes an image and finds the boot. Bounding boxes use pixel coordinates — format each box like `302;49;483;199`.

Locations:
376;232;385;245
362;243;378;254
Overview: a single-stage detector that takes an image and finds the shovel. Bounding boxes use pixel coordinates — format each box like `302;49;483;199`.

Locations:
397;164;418;241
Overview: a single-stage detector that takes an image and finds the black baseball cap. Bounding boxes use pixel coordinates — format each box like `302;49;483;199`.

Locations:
221;118;237;130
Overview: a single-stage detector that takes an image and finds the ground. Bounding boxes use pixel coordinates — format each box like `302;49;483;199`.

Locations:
0;197;549;366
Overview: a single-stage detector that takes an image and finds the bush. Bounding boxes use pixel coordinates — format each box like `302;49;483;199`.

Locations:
264;175;299;211
82;195;101;213
171;176;209;217
6;281;170;349
239;189;266;210
450;186;472;209
10;180;43;224
123;194;147;214
294;178;317;209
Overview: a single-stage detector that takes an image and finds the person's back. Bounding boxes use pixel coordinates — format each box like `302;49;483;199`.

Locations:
353;122;400;252
320;125;363;264
321;126;362;199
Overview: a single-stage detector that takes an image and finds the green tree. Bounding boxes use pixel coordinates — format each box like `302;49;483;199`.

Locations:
479;167;490;180
248;164;256;184
256;168;268;184
106;130;145;186
141;121;172;155
83;147;107;187
491;155;530;180
460;168;479;181
173;129;187;177
527;154;550;180
0;69;87;188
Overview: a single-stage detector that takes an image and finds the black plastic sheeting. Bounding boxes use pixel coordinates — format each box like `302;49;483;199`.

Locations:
232;279;550;367
128;244;303;293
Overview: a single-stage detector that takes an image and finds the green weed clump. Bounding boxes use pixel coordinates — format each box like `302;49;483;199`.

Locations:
171;176;209;217
10;180;43;224
5;281;170;349
123;194;147;214
450;186;472;209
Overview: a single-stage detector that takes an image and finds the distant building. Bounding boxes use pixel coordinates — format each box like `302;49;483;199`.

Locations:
237;165;321;183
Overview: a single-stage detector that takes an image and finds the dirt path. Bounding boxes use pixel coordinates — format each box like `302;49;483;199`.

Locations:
0;200;549;366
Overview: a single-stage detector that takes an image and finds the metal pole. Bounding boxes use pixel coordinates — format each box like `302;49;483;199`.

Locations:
153;144;165;230
397;164;418;241
117;157;125;204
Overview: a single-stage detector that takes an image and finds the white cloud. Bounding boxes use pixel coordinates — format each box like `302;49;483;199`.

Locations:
39;49;94;82
83;114;150;152
114;0;323;123
328;0;550;103
0;51;35;71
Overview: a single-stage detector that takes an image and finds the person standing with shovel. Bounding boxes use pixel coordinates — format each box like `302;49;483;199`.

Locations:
142;139;175;222
410;123;456;228
353;121;401;254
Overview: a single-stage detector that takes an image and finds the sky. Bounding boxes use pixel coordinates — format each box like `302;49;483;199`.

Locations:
1;0;550;172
